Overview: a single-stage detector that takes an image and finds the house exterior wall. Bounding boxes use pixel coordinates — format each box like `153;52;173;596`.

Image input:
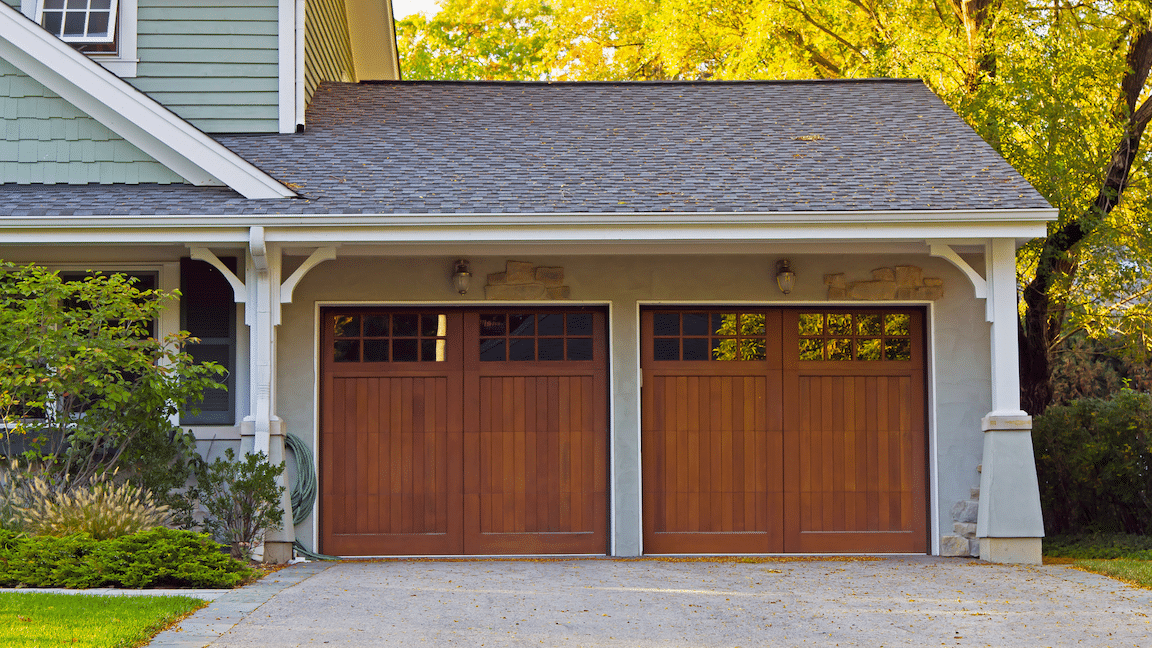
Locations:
305;0;356;105
276;252;991;556
127;0;280;133
0;59;187;184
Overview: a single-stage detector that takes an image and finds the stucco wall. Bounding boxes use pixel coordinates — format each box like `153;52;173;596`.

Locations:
277;252;992;556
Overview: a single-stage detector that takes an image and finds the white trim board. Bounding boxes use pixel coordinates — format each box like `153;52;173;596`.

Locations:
0;2;295;199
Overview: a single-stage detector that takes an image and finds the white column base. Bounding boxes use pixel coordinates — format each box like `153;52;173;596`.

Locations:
979;537;1042;565
240;418;296;564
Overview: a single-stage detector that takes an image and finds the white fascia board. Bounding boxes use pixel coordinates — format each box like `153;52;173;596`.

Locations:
278;0;297;133
0;4;295;199
0;211;1051;245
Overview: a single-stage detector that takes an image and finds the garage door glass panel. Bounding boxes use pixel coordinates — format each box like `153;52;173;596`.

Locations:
798;312;913;362
333;312;449;363
480;312;596;362
652;312;770;361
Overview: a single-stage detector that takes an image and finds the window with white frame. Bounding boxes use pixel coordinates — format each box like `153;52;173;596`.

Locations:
24;0;137;76
38;0;119;44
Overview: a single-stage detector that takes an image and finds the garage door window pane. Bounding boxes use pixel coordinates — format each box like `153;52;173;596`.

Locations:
799;311;914;361
364;339;389;362
799;313;823;336
654;338;679;360
480;339;506;361
653;313;679;336
683;313;709;336
481;314;506;336
539;337;564;360
393;339;418;361
510;338;535;361
567;313;593;335
364;315;389;337
334;340;359;362
393;314;419;337
567;338;593;361
652;311;769;361
538;313;564;335
683;338;709;361
510;314;535;336
334;315;359;337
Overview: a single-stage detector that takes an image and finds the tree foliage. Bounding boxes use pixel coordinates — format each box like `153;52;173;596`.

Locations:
0;263;224;486
399;0;1152;411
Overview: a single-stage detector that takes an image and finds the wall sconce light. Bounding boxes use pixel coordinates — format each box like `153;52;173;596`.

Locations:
451;259;471;295
775;259;796;295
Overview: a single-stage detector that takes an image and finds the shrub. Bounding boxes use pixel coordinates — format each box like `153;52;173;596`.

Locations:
1032;389;1152;535
196;449;285;560
16;469;171;540
0;527;256;589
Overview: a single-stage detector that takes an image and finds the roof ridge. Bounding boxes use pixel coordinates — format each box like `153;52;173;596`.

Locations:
360;78;925;87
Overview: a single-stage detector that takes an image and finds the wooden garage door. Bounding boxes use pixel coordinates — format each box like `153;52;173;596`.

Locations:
642;308;926;554
321;308;607;556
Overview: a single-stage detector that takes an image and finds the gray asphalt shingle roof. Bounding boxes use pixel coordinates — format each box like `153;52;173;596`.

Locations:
0;79;1050;217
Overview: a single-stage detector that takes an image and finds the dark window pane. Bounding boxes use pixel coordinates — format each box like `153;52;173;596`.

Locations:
333;315;359;338
480;314;506;336
653;313;679;336
363;339;389;362
885;338;912;361
538;313;564;336
799;313;823;336
363;315;388;337
510;338;535;361
66;0;85;8
63;12;85;36
567;313;593;335
741;339;766;361
682;312;708;336
683;338;709;361
654;338;679;361
799;338;824;361
421;314;444;337
710;313;739;335
828;314;852;336
567;338;593;361
857;338;882;360
712;338;738;361
539;337;564;361
393;314;418;337
885;313;911;336
43;0;64;9
87;12;109;36
421;339;443;362
333;340;359;362
42;12;63;35
857;314;882;336
480;338;505;361
90;0;111;8
509;314;535;336
392;338;418;361
828;338;852;360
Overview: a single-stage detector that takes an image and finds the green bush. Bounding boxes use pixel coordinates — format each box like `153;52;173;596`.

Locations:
1032;389;1152;535
195;449;285;561
0;527;256;588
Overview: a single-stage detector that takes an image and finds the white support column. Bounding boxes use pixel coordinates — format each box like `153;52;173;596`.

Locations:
976;237;1044;564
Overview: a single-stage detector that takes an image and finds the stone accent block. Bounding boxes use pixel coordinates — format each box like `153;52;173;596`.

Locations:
826;265;944;301
939;535;972;557
535;267;564;287
953;522;977;538
951;500;979;524
485;261;571;300
505;261;536;284
485;283;547;300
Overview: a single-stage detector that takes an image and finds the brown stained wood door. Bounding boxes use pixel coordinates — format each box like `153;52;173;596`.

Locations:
320;307;608;556
782;310;928;553
641;307;928;555
463;310;609;554
320;309;464;555
641;310;785;553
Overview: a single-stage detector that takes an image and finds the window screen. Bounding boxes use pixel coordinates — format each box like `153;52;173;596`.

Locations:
180;257;236;425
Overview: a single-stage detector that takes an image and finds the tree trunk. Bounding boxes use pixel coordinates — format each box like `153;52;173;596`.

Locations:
1019;28;1152;415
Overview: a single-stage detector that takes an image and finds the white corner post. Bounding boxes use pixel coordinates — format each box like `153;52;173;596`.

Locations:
191;235;336;564
976;238;1044;564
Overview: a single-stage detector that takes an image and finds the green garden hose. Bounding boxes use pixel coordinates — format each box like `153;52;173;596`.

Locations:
285;433;339;560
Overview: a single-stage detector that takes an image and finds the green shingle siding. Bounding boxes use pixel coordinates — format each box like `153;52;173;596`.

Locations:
129;0;281;133
0;59;186;185
305;0;355;105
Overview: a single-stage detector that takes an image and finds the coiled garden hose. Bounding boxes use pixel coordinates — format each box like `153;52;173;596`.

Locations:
285;432;339;561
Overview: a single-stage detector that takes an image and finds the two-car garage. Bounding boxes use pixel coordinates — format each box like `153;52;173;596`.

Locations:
320;306;926;556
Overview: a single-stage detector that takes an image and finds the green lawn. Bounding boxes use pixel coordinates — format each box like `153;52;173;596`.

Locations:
0;592;206;648
1045;534;1152;589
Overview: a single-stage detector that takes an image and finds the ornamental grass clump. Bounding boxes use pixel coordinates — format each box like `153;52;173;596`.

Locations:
18;470;172;540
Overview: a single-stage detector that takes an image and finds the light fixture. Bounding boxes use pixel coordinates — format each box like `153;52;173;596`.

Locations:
775;259;796;295
451;259;471;295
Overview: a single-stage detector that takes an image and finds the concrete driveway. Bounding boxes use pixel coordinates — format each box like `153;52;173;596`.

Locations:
151;556;1152;647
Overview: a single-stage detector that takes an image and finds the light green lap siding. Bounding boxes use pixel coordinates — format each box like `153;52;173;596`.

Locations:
305;0;355;105
129;0;280;133
0;60;186;184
